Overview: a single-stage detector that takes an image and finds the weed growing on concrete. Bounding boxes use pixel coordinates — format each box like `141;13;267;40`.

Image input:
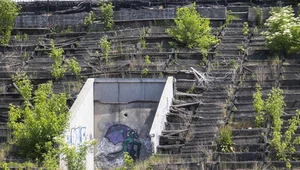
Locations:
243;22;250;36
144;55;151;66
99;35;111;64
157;41;164;52
229;59;238;70
23;33;28;41
219;10;239;30
60;27;73;35
84;11;96;31
237;46;244;53
140;27;147;49
142;68;149;77
253;84;265;127
253;26;259;34
218;125;234;153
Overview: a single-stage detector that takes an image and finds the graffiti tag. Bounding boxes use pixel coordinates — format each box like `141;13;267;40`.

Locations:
68;126;87;146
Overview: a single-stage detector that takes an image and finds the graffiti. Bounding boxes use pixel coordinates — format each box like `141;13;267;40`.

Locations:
67;126;87;146
141;136;152;153
105;124;141;160
104;122;118;130
95;138;124;169
95;123;154;169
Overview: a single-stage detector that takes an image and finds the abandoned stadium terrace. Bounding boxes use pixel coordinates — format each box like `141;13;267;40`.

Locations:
1;0;300;169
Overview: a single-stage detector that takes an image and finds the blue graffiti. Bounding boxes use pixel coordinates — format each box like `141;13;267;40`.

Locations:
68;126;87;146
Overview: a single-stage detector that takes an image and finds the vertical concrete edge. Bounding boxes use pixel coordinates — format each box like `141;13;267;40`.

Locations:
149;77;174;154
69;78;95;121
61;78;95;170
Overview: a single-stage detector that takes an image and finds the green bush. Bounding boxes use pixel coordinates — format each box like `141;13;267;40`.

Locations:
218;125;234;152
66;57;81;76
100;3;114;31
99;35;111;64
84;11;96;31
262;6;300;57
0;0;21;45
140;27;147;49
242;22;250;35
167;3;218;56
49;40;81;79
253;84;265;127
8;74;69;163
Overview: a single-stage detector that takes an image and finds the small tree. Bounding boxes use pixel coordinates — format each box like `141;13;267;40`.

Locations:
167;3;218;56
84;11;96;31
8;73;69;163
100;3;114;31
8;73;96;169
99;35;111;63
253;85;300;169
262;6;300;57
253;84;265;127
49;40;81;79
0;0;21;45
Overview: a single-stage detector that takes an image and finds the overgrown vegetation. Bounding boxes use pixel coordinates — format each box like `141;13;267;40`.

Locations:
253;84;300;169
100;3;114;31
99;35;111;64
262;6;300;57
59;138;97;170
49;40;81;79
116;153;172;170
0;162;35;169
219;10;239;30
8;73;69;164
7;73;95;169
242;22;250;36
0;0;21;45
140;27;147;49
253;84;265;127
144;55;151;66
84;11;96;31
218;125;234;153
167;3;218;56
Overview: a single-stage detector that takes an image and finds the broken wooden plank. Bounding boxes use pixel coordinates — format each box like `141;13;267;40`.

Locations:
173;102;201;108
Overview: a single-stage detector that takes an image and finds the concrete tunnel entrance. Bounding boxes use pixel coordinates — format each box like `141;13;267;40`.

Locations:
64;77;174;169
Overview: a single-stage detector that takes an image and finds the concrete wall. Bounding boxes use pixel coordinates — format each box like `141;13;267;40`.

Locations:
93;78;167;169
114;7;226;21
149;77;174;153
15;13;86;28
14;6;225;28
61;78;95;170
248;7;270;23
